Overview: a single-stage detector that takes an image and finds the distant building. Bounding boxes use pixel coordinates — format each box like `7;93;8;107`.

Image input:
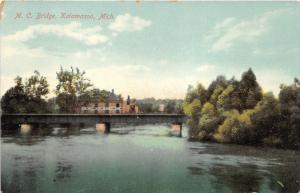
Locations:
77;89;139;114
159;104;165;112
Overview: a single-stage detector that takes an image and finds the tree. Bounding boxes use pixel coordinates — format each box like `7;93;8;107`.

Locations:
78;88;110;103
183;99;202;138
278;79;300;149
228;78;244;111
183;83;208;138
1;72;50;113
251;93;281;146
1;77;28;113
207;75;228;101
165;100;176;113
181;69;298;149
185;83;207;104
239;68;262;110
213;109;254;144
25;71;49;98
209;85;226;106
55;66;93;113
214;110;240;143
198;102;222;140
216;84;234;112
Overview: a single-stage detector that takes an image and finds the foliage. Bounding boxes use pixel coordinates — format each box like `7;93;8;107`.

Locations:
1;71;50;113
55;66;93;96
55;66;93;113
213;110;254;144
251;93;281;145
278;79;300;149
78;88;111;103
184;69;299;149
183;84;207;138
216;84;234;112
183;99;202;138
239;69;262;109
137;98;183;114
198;102;222;140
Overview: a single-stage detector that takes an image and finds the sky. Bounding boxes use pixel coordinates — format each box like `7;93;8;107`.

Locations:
1;1;299;99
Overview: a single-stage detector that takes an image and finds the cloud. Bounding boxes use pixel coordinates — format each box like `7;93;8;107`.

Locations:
99;64;150;73
159;59;168;65
206;9;287;52
196;64;215;72
3;22;109;45
109;13;152;32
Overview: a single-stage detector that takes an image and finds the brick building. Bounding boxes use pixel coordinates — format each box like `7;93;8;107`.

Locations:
78;89;138;114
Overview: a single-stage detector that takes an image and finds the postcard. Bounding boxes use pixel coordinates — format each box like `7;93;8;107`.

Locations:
1;1;299;193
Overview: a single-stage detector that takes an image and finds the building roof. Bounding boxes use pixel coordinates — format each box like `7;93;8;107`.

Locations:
108;89;122;102
108;89;119;101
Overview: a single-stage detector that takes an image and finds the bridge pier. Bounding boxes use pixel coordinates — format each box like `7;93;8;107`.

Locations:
20;124;32;134
96;122;111;133
171;123;182;137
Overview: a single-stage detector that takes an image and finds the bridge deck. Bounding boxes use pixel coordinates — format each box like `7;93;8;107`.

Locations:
1;114;185;125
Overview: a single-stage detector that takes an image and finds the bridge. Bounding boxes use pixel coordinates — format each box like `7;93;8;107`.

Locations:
1;114;185;136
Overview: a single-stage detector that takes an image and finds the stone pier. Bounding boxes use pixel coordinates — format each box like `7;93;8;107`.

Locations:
171;123;182;137
96;122;111;133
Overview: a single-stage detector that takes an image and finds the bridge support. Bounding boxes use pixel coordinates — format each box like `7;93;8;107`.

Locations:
96;122;111;133
171;123;182;137
20;124;32;134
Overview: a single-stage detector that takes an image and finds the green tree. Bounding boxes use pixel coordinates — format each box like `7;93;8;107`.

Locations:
214;110;240;143
185;83;207;104
251;93;281;146
278;79;300;149
239;68;262;110
55;66;93;113
198;102;222;140
24;71;49;98
165;100;176;113
181;69;298;149
209;85;226;106
207;75;228;101
78;88;110;103
183;99;202;138
214;109;254;144
228;78;244;111
1;72;50;113
216;84;234;112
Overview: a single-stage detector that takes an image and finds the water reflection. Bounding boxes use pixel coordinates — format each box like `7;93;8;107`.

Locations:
55;160;73;180
187;142;300;193
2;154;42;193
1;124;300;193
267;162;300;193
187;166;204;175
209;163;263;193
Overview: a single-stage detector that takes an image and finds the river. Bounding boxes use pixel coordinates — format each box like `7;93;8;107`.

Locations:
1;124;300;193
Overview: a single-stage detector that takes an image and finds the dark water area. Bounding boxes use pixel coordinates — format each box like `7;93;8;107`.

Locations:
1;124;300;193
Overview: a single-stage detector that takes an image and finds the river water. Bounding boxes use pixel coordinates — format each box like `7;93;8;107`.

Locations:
1;124;300;193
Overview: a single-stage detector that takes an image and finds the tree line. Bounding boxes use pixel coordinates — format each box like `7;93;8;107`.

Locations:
1;67;181;114
136;98;183;114
183;69;300;149
1;67;121;114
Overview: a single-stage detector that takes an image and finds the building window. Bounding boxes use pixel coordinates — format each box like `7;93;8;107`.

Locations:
94;103;98;114
116;103;120;114
105;103;109;114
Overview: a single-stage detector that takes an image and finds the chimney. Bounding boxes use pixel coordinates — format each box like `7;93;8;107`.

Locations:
127;95;130;105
